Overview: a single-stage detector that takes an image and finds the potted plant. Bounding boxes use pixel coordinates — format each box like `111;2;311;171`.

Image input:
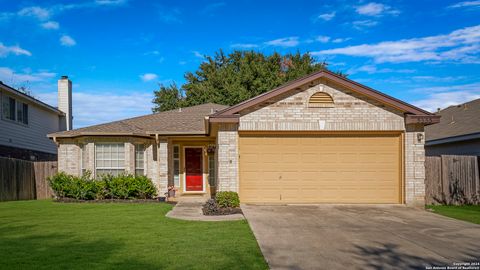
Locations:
167;185;177;198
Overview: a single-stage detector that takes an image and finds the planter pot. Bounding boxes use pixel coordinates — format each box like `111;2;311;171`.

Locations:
158;197;166;202
168;190;176;198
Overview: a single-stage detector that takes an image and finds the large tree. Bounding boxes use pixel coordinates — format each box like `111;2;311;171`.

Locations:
152;50;338;112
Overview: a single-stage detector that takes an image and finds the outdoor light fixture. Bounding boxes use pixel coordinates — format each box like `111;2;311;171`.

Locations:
417;133;424;143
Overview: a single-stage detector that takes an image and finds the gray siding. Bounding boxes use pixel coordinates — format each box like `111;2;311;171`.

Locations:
0;89;63;154
426;139;480;156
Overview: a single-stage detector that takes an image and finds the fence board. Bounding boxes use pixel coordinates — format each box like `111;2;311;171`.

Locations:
425;155;480;205
0;157;57;201
34;161;57;199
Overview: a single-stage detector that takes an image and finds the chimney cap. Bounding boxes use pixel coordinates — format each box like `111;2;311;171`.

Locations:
61;75;69;79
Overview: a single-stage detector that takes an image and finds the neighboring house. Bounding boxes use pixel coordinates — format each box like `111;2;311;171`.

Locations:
0;76;73;161
425;98;480;156
48;70;439;206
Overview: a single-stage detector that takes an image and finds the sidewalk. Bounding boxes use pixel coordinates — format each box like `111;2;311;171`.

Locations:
165;201;245;221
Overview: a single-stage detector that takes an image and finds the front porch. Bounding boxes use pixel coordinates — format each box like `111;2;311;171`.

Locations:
163;137;217;200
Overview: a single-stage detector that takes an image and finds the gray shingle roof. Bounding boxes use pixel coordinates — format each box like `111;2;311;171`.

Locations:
425;98;480;141
49;103;228;138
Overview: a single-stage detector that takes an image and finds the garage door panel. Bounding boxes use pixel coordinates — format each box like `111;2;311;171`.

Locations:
239;133;401;204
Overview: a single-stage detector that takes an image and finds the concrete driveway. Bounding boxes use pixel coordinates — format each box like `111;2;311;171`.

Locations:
242;205;480;270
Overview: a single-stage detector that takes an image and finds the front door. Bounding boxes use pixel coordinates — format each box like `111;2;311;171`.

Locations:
185;148;203;191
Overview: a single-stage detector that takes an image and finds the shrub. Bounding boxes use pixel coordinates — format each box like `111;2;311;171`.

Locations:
215;191;240;208
202;199;220;215
48;172;157;200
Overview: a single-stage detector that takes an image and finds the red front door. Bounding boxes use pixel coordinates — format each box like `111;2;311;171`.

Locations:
185;148;203;191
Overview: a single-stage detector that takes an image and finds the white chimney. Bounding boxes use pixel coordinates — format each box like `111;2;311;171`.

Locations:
58;75;73;130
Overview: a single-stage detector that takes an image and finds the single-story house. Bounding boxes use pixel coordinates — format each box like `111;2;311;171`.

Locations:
48;70;440;206
425;98;480;156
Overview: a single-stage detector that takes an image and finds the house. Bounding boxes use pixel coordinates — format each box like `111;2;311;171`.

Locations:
48;70;439;206
0;76;73;161
425;98;480;156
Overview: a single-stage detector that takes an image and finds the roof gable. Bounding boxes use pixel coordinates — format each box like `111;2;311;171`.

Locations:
210;70;438;124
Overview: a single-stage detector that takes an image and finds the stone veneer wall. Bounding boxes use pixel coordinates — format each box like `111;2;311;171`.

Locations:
405;124;426;206
56;137;168;196
215;81;427;206
240;81;405;131
216;123;239;192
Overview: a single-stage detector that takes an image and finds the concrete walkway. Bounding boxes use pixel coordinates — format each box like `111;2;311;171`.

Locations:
243;204;480;270
166;201;244;221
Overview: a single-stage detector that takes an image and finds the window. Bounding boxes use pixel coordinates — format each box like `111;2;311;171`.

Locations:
80;144;87;176
135;144;145;176
308;92;334;108
95;143;125;176
208;154;216;187
173;145;180;187
2;96;15;121
1;95;28;124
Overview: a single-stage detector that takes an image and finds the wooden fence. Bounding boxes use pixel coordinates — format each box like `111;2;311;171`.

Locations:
0;157;57;201
425;155;480;205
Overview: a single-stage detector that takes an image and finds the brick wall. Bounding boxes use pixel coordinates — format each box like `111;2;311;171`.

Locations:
216;123;239;192
405;124;426;206
217;81;426;206
240;82;405;131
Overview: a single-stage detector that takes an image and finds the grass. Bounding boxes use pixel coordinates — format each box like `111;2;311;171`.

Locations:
0;200;267;270
427;205;480;224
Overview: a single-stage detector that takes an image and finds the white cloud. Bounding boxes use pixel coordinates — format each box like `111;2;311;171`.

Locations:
0;67;56;83
37;91;153;128
316;36;331;43
17;6;51;20
60;35;76;46
144;50;160;55
348;65;415;74
448;1;480;8
355;2;400;16
332;37;351;43
140;73;158;82
316;12;336;21
95;0;128;6
0;43;32;57
352;20;379;29
192;51;204;58
201;2;226;14
230;43;259;49
41;21;59;29
264;37;299;47
412;88;480;112
312;25;480;63
158;7;182;24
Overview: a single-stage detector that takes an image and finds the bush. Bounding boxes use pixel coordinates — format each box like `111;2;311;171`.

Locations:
202;199;220;215
215;191;240;208
48;172;157;200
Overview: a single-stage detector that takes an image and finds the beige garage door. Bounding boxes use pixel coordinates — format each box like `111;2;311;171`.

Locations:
239;133;402;204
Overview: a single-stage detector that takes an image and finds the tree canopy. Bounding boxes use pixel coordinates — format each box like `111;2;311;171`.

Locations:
152;50;341;112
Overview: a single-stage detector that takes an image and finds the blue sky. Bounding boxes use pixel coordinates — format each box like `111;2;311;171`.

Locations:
1;0;479;128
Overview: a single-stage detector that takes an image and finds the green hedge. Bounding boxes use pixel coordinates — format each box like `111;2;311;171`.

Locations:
215;191;240;208
48;172;157;200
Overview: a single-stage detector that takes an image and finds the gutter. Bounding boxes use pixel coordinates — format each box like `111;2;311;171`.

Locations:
426;132;480;146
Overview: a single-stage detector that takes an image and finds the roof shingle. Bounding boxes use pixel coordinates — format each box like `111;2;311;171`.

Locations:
49;103;228;138
425;98;480;141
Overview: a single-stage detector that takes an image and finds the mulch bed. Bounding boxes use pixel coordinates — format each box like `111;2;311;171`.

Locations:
55;198;176;204
202;207;243;216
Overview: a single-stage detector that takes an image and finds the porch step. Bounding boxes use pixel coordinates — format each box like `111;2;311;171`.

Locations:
170;194;210;203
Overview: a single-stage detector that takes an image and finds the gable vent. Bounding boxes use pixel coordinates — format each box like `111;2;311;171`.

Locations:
308;92;334;108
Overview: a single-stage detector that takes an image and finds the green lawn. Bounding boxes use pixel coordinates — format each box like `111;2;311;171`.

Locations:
0;200;267;270
427;205;480;224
